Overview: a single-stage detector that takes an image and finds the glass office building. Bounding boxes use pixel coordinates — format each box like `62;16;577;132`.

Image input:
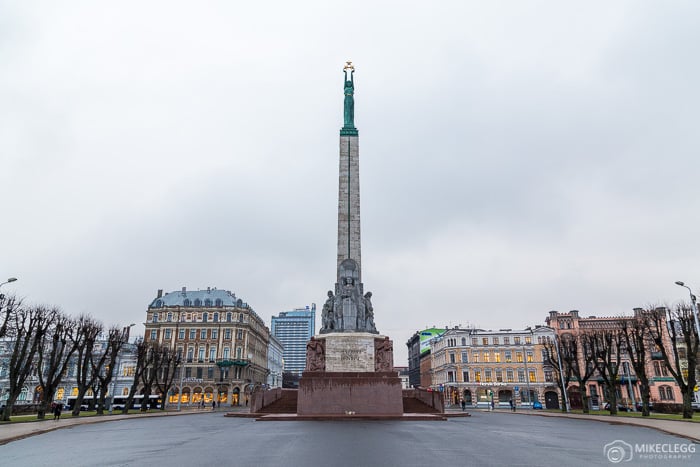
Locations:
271;305;316;375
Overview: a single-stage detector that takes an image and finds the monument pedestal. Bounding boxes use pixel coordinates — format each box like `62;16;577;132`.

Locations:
297;371;403;415
298;332;401;416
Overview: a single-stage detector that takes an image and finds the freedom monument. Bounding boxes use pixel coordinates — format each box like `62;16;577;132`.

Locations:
297;63;403;416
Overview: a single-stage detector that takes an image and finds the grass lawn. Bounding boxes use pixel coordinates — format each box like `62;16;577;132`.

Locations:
545;409;700;423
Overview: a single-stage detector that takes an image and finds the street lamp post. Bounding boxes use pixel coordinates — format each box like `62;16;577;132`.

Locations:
0;277;17;299
674;281;700;341
109;323;135;414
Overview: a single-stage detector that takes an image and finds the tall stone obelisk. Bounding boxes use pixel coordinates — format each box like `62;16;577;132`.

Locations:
337;61;362;282
296;63;402;417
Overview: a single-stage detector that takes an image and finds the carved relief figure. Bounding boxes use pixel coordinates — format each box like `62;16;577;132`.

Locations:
363;292;376;333
306;338;326;372
321;291;335;332
375;338;393;372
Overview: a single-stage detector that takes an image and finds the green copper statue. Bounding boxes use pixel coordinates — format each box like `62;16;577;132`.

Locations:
343;61;355;129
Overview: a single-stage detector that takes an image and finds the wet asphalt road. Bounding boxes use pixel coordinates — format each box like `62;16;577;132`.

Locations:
2;411;697;467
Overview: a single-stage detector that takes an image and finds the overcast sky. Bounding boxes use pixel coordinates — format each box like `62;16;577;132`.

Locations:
2;1;699;364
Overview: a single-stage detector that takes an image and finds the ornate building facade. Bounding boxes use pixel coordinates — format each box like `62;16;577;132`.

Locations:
430;326;561;409
144;287;270;406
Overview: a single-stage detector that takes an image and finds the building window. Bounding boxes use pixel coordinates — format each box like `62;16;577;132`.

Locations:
544;369;553;382
207;367;214;379
185;367;192;378
216;299;223;307
238;313;244;322
203;312;208;323
194;299;202;307
213;312;219;323
504;337;510;345
518;369;525;382
516;352;523;363
447;371;455;382
493;337;499;345
505;350;512;363
494;352;501;363
152;313;158;323
506;369;514;382
201;329;207;339
184;299;191;307
224;329;231;340
150;330;157;340
189;329;196;340
484;369;492;382
461;351;468;363
198;348;205;362
205;299;212;307
237;329;243;340
236;347;242;359
212;329;218;339
209;348;216;361
167;312;172;322
461;337;466;346
462;371;469;382
483;352;490;363
514;337;521;345
164;329;172;339
227;312;232;322
187;348;194;362
474;370;481;382
223;347;230;359
472;352;479;363
482;338;488;345
525;336;532;345
179;329;185;340
495;369;503;382
528;370;536;383
449;353;455;363
527;351;533;363
659;385;674;401
472;338;478;346
653;361;669;377
196;367;203;379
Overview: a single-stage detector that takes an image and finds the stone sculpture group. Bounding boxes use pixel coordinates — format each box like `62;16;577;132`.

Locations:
320;259;377;334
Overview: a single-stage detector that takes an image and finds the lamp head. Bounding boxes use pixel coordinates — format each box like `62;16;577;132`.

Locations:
675;281;685;286
6;277;17;283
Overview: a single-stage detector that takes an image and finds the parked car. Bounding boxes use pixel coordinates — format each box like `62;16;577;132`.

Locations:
532;401;543;410
604;402;628;412
635;402;653;411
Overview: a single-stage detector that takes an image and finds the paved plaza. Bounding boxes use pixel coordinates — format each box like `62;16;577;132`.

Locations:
1;411;698;466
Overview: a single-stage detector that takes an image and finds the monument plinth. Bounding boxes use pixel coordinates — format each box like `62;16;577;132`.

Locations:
297;63;402;416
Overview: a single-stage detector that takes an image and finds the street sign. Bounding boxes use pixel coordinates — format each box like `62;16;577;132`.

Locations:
514;386;519;391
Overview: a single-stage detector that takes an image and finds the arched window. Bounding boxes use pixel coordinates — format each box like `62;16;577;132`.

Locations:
155;300;162;308
659;385;674;401
205;299;212;307
227;312;232;322
184;299;191;307
213;312;219;323
461;337;466;346
194;299;202;307
238;314;244;323
203;312;208;323
215;299;223;307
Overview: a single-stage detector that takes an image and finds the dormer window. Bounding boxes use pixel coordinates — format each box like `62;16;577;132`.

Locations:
215;299;223;307
184;299;191;307
205;299;212;307
154;299;163;308
194;299;202;307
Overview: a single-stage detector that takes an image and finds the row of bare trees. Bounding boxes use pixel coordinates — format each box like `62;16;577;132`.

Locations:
0;293;185;420
545;303;699;418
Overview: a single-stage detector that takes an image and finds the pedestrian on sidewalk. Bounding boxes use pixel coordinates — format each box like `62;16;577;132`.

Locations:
509;399;515;412
212;400;216;411
53;402;62;421
460;399;466;411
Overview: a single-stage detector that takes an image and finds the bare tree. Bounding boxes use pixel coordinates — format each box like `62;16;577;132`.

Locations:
70;315;103;417
154;345;181;410
122;339;148;414
559;334;597;413
542;337;570;412
1;305;52;421
36;311;78;419
645;304;699;419
92;326;128;415
0;294;22;340
621;311;652;416
588;329;625;415
139;342;163;411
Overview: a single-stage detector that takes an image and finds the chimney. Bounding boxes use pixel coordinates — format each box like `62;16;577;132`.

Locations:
182;286;186;295
157;289;163;299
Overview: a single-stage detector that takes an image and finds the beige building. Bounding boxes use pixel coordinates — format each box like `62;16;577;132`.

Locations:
431;326;561;409
144;287;270;406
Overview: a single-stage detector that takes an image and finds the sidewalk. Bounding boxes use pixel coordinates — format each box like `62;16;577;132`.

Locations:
0;407;227;446
447;407;700;442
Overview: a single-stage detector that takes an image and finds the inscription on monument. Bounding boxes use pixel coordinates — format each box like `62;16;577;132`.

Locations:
324;333;375;372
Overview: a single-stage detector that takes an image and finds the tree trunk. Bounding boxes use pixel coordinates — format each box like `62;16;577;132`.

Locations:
578;386;589;414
